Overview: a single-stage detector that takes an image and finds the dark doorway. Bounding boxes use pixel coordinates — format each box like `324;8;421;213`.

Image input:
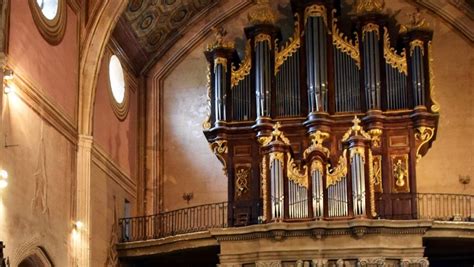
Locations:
424;238;474;266
121;245;220;267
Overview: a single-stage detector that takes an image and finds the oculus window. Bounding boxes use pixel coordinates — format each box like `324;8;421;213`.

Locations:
108;54;129;120
36;0;59;20
29;0;66;45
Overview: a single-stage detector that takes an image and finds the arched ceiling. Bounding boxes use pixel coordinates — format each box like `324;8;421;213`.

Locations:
112;0;473;75
112;0;220;74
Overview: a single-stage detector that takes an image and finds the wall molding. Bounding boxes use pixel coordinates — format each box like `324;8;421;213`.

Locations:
91;143;137;198
7;65;78;145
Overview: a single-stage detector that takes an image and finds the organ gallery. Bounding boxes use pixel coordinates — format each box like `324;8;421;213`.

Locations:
203;0;439;226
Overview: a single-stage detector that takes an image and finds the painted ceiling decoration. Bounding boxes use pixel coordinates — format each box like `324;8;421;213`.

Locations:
112;0;473;74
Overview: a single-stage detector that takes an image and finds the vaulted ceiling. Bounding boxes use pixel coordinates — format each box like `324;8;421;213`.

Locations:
113;0;220;74
112;0;474;75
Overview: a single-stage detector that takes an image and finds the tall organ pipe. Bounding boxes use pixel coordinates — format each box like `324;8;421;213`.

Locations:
306;16;328;113
362;27;382;110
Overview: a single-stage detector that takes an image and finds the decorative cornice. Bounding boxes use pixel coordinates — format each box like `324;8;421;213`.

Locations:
6;65;78;145
91;144;137;197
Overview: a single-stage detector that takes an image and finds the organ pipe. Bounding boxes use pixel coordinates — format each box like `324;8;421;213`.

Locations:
361;23;382;110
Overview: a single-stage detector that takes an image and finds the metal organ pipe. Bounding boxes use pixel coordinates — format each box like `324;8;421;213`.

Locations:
411;45;426;107
362;27;382;110
351;152;366;216
312;169;323;218
306;16;328;113
256;40;273;118
271;157;284;220
214;62;227;122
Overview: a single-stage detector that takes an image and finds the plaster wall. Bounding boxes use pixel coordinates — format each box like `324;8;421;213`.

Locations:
150;0;474;213
90;162;135;267
0;93;75;266
8;1;79;122
93;49;138;178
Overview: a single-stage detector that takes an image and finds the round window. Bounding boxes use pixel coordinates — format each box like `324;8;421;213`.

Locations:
108;55;126;104
36;0;59;20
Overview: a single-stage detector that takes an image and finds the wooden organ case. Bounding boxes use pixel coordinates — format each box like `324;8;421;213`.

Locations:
203;0;439;226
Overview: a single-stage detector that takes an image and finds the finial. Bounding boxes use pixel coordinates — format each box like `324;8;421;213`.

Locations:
354;0;385;15
400;8;430;33
248;0;276;25
206;26;234;51
351;116;361;131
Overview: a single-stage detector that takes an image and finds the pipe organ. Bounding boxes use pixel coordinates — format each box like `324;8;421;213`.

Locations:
203;0;439;226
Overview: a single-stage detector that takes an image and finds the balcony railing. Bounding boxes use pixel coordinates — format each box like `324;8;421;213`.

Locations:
119;193;472;243
119;201;228;242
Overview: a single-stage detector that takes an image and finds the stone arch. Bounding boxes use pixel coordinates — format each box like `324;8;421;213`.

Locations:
18;247;53;267
78;0;128;136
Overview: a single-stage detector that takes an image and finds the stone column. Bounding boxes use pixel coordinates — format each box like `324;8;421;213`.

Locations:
75;135;93;267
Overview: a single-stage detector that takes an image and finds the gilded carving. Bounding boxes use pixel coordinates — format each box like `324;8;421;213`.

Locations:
383;28;407;75
409;39;424;56
304;4;328;27
261;155;268;222
259;122;291;146
303;131;330;158
342;116;371;142
235;167;250;198
248;0;276;25
287;152;308;188
428;41;441;112
275;14;301;74
368;150;377;217
255;33;273;49
350;147;366;163
231;40;252;88
332;15;360;68
362;23;380;40
269;152;285;166
373;155;383;192
400;8;430;33
202;64;212;130
210;140;228;174
415;127;435;162
353;0;385;15
311;160;324;173
392;154;409;193
368;129;383;148
214;57;228;73
206;26;235;51
326;150;348;187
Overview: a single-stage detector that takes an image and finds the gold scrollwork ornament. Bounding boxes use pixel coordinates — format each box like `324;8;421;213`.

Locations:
275;14;301;74
231;40;252;88
235;168;250;197
304;4;328;27
415;127;435;162
428;41;440;112
332;14;360;68
202;64;212;130
383;27;407;75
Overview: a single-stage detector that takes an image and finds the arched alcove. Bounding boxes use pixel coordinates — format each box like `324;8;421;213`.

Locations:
18;247;53;267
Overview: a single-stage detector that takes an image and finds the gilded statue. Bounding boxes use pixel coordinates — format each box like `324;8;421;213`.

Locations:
354;0;385;15
393;159;406;187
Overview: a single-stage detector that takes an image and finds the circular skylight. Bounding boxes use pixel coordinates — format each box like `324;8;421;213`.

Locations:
109;55;126;104
36;0;59;20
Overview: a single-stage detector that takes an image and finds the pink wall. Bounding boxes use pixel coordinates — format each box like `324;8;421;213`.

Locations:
93;50;138;178
8;2;79;122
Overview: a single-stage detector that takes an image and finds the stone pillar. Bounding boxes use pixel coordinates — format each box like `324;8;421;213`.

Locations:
75;135;93;267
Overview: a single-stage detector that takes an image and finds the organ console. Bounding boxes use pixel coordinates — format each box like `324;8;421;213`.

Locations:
203;0;439;226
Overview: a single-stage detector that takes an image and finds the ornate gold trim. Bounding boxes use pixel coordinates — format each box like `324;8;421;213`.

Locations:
350;147;366;163
410;39;424;56
202;64;212;129
326;150;348;187
287;152;308;188
261;155;268;222
231;40;252;88
258;122;291;146
342;116;371;142
368;129;383;148
392;154;409;193
248;0;276;25
304;4;328;27
255;33;272;49
332;15;360;68
373;155;383;193
28;0;67;45
368;149;377;217
275;14;301;74
235;167;250;197
415;127;435;162
206;26;235;51
214;57;228;73
210;140;228;174
303;131;330;158
428;41;440;113
311;160;324;173
269;152;285;168
354;0;384;15
362;23;380;40
383;27;407;75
